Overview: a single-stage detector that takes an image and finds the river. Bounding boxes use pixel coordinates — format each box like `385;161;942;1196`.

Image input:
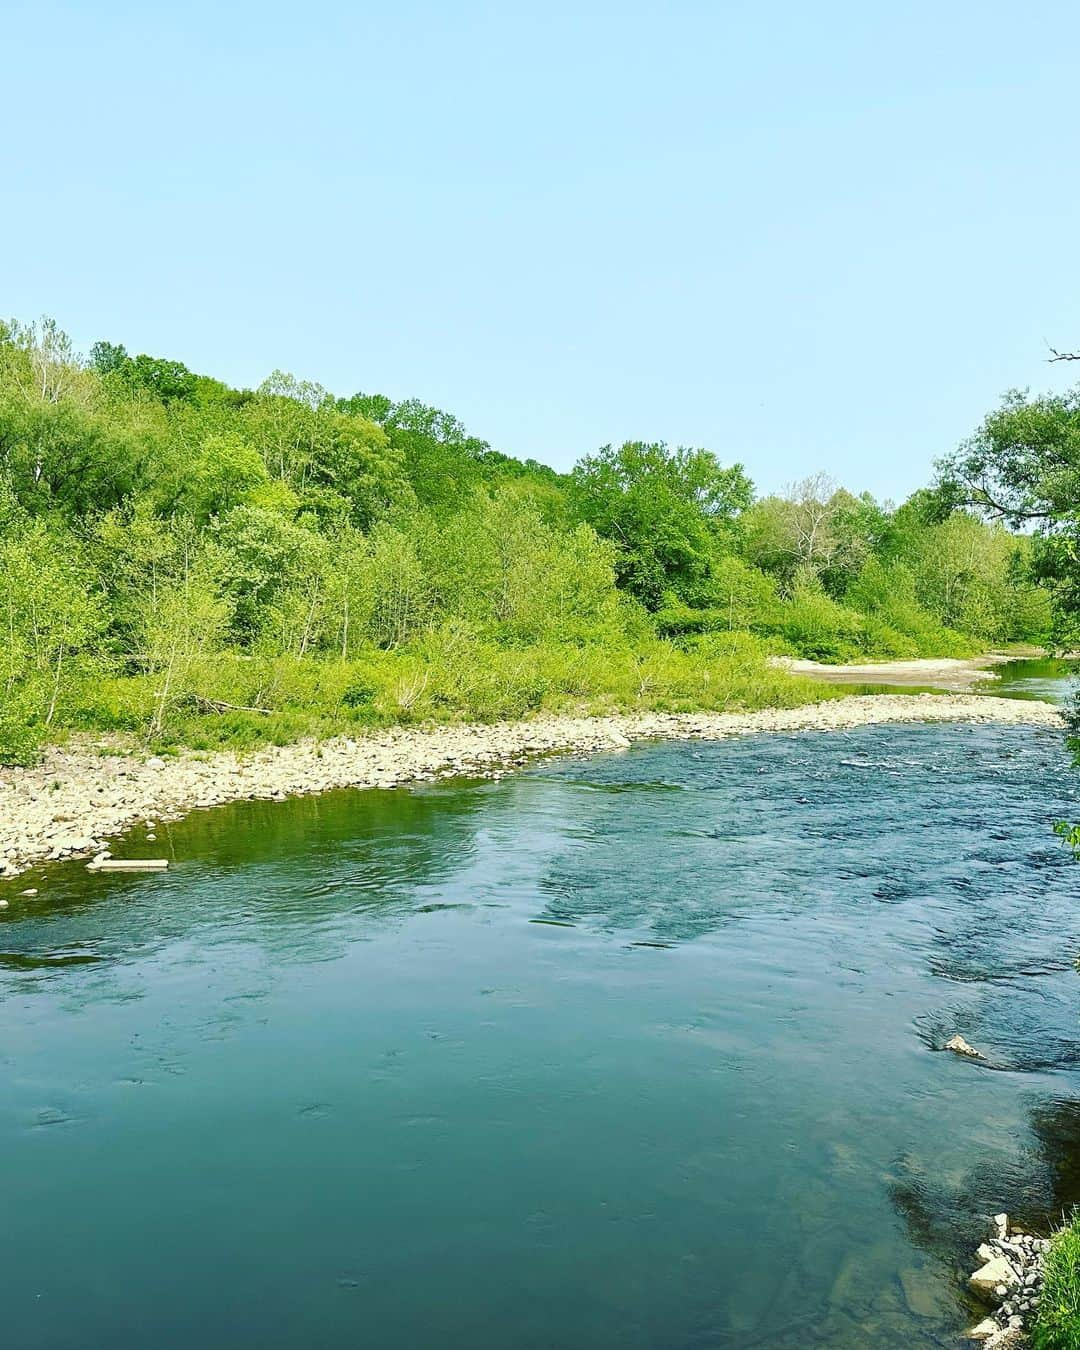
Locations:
2;709;1079;1346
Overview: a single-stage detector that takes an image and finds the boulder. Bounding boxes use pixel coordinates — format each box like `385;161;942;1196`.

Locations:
965;1319;1000;1342
970;1256;1020;1301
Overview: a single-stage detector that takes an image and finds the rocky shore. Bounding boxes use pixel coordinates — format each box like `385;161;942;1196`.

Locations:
0;692;1064;884
966;1214;1050;1346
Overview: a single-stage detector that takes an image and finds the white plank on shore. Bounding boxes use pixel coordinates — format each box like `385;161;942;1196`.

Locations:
87;859;169;872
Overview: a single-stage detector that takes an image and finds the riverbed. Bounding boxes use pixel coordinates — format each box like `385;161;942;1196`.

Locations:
3;720;1079;1347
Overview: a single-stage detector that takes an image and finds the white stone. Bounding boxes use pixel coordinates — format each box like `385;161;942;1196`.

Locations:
946;1034;984;1059
965;1319;1000;1342
970;1256;1019;1300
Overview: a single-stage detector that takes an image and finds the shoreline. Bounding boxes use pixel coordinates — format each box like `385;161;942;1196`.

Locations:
769;652;1018;689
0;693;1065;884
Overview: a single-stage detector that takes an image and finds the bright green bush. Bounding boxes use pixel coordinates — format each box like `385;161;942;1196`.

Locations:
1032;1217;1080;1349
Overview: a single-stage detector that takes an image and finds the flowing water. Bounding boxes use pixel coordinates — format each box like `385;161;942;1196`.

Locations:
3;721;1080;1348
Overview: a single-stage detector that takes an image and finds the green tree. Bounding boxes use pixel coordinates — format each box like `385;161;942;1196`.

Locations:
570;441;753;609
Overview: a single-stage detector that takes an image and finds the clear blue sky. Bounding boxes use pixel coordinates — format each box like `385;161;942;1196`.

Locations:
5;1;1079;499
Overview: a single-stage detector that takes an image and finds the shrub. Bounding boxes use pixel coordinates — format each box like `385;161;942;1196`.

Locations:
1032;1217;1080;1349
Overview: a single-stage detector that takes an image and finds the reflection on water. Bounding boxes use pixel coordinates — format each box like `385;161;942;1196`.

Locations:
980;657;1080;705
1;724;1079;1348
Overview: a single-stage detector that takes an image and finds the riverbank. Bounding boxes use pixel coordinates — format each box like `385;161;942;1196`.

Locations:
0;693;1064;884
770;652;1017;689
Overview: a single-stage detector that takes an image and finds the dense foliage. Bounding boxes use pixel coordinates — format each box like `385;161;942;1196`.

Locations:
0;317;1053;764
1031;1217;1080;1350
939;386;1080;647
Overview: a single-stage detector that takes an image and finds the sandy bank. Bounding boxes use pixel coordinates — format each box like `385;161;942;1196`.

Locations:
0;693;1065;882
770;653;1014;689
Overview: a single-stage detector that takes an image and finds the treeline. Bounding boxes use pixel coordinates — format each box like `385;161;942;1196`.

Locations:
0;317;1053;763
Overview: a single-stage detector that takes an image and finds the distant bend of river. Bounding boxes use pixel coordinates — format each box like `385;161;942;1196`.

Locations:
3;720;1080;1348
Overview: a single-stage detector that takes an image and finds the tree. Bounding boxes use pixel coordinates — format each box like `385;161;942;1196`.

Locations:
569;441;753;609
244;375;412;526
741;475;885;594
339;394;490;511
938;387;1080;525
0;521;106;731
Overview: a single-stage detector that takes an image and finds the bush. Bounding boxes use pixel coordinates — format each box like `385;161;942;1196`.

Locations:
1032;1217;1080;1349
0;687;45;766
771;571;866;662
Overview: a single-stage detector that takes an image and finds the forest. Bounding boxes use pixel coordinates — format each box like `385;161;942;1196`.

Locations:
0;316;1070;765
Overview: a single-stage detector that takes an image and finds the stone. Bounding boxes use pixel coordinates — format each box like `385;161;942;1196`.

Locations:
20;887;37;896
899;1266;949;1319
986;1329;1025;1349
146;757;166;771
970;1256;1020;1300
993;1214;1009;1239
946;1034;985;1059
965;1319;1000;1343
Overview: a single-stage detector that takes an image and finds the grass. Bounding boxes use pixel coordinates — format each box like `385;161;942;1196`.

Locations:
0;630;840;764
1032;1217;1080;1349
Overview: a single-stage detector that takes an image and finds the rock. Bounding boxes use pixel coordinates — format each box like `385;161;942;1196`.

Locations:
145;833;156;842
899;1266;950;1319
970;1256;1020;1300
965;1319;1001;1342
977;1243;996;1262
20;887;37;897
946;1034;985;1059
986;1328;1025;1349
0;899;8;909
146;757;166;771
994;1214;1009;1239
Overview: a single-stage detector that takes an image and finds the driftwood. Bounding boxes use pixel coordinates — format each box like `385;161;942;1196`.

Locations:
88;859;169;873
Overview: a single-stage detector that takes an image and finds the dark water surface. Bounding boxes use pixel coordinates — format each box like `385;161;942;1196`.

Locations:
3;724;1080;1348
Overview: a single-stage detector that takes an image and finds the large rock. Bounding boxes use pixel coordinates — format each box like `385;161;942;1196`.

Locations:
970;1256;1020;1300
